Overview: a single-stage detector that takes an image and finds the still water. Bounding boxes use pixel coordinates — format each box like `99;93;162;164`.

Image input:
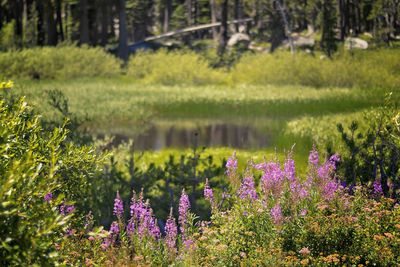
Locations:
97;122;273;150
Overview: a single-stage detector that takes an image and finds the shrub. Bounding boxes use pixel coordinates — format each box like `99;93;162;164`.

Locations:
231;49;400;89
0;46;122;80
0;84;105;265
127;49;227;85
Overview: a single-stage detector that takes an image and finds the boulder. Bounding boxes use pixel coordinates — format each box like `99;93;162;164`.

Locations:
345;37;368;49
227;33;251;48
282;36;316;49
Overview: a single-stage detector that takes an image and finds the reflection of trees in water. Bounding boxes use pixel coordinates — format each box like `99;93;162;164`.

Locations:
128;123;271;150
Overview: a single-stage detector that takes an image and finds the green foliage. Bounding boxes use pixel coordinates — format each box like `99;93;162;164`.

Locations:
95;142;226;222
0;20;17;51
231;49;400;89
0;85;106;265
320;0;337;57
334;94;400;197
0;46;122;80
126;49;227;85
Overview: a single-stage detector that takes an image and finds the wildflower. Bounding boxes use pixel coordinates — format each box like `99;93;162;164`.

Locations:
126;221;135;236
178;189;191;234
237;175;258;200
84;211;93;230
60;201;74;216
44;192;52;203
204;178;215;207
270;203;282;225
183;238;196;251
148;216;161;239
299;247;310;255
226;152;240;188
283;157;296;182
165;207;178;249
221;191;231;199
300;209;308;216
373;180;383;195
226;151;238;174
323;181;339;200
113;191;124;217
0;80;13;89
260;161;284;198
109;221;119;235
308;145;319;167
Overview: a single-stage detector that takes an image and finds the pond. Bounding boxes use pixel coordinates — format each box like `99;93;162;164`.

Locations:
94;121;275;151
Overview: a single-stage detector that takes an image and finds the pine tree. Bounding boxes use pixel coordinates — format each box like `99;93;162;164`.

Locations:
320;0;337;57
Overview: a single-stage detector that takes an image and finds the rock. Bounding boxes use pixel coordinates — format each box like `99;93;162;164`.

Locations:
282;36;316;49
227;33;250;48
345;37;368;49
248;41;266;52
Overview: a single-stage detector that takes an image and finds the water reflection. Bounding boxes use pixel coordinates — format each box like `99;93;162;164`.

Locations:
108;123;272;150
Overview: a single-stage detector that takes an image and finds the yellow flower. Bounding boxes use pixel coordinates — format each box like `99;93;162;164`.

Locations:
0;80;13;89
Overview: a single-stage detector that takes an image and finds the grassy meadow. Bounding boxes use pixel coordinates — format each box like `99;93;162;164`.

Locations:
2;46;400;265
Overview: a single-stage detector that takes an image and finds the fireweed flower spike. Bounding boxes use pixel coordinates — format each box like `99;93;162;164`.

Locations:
270;203;283;225
204;178;215;209
179;189;191;235
165;207;178;250
226;151;240;189
237;175;258;200
44;192;52;203
113;191;124;218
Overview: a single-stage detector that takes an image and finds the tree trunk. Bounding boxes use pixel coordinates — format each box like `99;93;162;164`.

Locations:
337;0;345;40
210;0;218;40
119;0;128;61
101;0;108;46
36;0;45;45
234;0;243;32
45;0;58;46
218;0;228;55
80;0;90;44
163;0;172;33
56;0;64;42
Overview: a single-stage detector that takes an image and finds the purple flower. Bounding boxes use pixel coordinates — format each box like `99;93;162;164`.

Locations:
270;203;282;225
165;207;178;249
237;176;258;200
260;161;284;198
178;189;191;234
323;181;339;200
113;191;124;217
183;238;196;252
60;200;74;216
373;180;383;195
225;151;238;176
308;146;319;167
283;158;296;181
126;221;135;236
110;221;119;235
148;217;161;239
84;211;93;230
204;178;215;206
44;192;52;203
221;192;231;199
300;209;308;216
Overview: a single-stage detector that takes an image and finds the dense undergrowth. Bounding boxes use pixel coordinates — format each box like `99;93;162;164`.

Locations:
2;80;400;265
1;46;400;90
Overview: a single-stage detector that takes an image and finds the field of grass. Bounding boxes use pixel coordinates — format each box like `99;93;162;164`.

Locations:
12;77;396;162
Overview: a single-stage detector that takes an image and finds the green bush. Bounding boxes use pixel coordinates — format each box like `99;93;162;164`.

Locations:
127;49;227;85
0;86;105;264
0;46;122;80
231;49;400;89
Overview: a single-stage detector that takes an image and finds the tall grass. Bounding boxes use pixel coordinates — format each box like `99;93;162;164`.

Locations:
126;49;227;85
231;49;400;89
0;46;122;80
